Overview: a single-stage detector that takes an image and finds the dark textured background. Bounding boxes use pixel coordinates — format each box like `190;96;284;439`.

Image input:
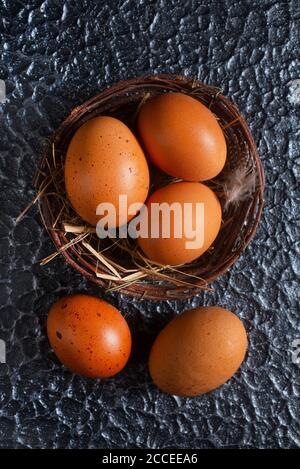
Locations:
0;0;299;449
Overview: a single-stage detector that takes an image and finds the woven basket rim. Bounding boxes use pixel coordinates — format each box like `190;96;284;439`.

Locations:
35;74;265;300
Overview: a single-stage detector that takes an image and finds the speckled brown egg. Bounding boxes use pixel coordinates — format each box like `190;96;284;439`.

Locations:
149;306;248;396
47;294;131;378
65;116;150;226
138;92;227;181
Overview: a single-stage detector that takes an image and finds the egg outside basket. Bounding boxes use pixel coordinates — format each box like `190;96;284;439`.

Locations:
35;75;265;300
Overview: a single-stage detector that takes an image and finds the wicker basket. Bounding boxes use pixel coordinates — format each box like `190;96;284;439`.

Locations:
35;75;265;300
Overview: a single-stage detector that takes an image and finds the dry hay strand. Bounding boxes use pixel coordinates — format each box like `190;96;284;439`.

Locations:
24;75;264;300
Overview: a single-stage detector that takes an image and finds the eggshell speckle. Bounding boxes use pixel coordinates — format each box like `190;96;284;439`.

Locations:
65;116;149;226
47;294;131;378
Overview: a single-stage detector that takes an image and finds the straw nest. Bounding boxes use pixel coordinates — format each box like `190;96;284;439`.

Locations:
30;75;264;300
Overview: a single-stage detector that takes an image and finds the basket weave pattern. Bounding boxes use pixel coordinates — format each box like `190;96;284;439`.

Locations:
35;75;265;300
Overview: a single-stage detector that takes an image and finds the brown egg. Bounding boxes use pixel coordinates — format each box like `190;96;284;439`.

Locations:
137;181;222;265
149;306;248;396
138;92;227;181
65;116;149;226
47;294;131;378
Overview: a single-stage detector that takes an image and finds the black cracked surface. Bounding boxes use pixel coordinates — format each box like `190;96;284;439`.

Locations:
0;0;300;449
